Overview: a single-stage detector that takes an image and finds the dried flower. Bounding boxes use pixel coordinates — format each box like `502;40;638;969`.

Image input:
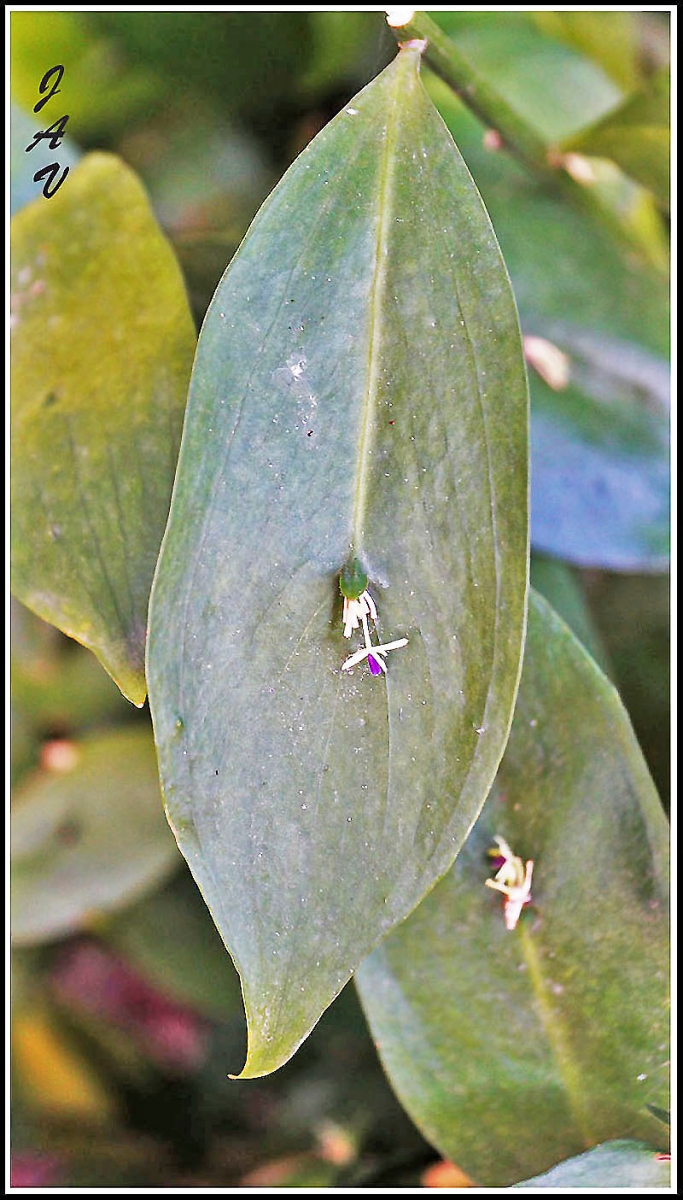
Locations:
485;835;534;930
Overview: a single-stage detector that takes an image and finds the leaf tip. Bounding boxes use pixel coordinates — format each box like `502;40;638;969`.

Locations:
98;654;147;708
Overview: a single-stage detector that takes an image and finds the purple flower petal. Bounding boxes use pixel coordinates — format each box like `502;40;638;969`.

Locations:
368;654;382;676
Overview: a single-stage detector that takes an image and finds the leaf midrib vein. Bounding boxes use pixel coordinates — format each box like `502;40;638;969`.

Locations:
351;73;402;553
521;924;594;1146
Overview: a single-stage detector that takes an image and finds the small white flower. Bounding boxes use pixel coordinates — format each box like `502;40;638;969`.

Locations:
342;589;378;638
485;835;534;931
341;613;408;676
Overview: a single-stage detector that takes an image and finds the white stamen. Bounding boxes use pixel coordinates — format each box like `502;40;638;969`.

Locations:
341;612;408;673
342;589;378;637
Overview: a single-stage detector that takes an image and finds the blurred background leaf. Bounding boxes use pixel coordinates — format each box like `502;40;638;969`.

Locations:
356;591;669;1187
561;67;670;209
10;600;135;785
101;873;243;1021
582;571;670;806
11;728;180;944
421;60;669;341
419;59;670;579
12;1000;117;1123
430;10;624;141
429;43;672;809
88;11;315;128
528;556;611;675
10;10;163;141
396;9;669;269
10;153;196;704
11;923;438;1188
512;1139;670;1188
530;10;642;91
525;326;669;572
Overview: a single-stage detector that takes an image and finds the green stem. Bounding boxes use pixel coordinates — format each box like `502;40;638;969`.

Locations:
386;11;667;271
386;10;552;177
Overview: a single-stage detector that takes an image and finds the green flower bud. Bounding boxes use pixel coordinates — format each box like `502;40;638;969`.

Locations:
339;557;369;601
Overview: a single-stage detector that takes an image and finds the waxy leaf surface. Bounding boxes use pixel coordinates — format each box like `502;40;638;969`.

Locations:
356;591;669;1187
147;45;529;1077
10;153;196;704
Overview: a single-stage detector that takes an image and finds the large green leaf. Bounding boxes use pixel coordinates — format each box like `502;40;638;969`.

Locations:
10;153;196;704
147;44;529;1078
11;728;180;944
356;590;669;1187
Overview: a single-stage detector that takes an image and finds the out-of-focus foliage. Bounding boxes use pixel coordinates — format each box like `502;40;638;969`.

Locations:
10;11;163;141
356;592;669;1187
530;10;642;91
561;67;670;210
10;153;196;704
11;727;180;944
11;9;669;1189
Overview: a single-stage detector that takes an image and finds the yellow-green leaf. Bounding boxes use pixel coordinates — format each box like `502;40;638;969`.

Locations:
10;153;196;704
